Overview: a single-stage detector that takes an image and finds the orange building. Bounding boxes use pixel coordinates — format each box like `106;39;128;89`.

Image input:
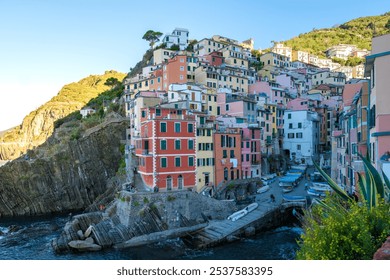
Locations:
135;107;196;191
163;54;188;90
213;127;242;190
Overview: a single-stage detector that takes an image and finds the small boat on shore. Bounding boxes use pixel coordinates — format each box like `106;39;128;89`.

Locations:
227;209;248;221
307;188;326;197
282;186;293;193
245;202;258;213
257;185;270;194
282;194;306;203
227;203;258;221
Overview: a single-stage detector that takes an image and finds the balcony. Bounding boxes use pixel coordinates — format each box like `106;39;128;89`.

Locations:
198;123;214;129
141;149;153;156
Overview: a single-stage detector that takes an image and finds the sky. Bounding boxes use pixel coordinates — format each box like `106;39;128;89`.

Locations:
0;0;389;131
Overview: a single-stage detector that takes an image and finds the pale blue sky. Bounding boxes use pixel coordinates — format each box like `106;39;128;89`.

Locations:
0;0;389;131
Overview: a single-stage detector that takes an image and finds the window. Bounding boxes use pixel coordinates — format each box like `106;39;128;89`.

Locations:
298;122;302;128
225;104;230;111
246;142;250;148
175;157;181;167
296;133;303;138
188;156;194;166
288;113;291;119
161;140;167;150
161;157;167;168
160;122;167;132
180;66;184;71
223;150;227;158
188;139;194;150
188;123;193;133
297;144;301;150
175;139;181;149
289;123;293;129
180;75;184;80
246;154;250;161
230;150;235;158
175;123;181;133
288;133;295;139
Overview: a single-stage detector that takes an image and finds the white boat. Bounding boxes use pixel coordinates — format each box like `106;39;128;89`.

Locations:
311;182;332;192
244;203;258;213
282;194;306;203
257;185;270;194
282;186;293;193
227;209;248;221
307;188;326;197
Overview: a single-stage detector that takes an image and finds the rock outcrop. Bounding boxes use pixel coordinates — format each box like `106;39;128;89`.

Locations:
52;191;237;252
0;116;127;217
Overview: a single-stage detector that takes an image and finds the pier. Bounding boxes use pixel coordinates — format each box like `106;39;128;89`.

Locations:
184;169;311;249
184;201;305;249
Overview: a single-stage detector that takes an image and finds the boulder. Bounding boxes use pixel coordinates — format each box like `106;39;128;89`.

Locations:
244;226;256;237
84;225;93;238
77;230;84;240
373;236;390;260
68;240;102;252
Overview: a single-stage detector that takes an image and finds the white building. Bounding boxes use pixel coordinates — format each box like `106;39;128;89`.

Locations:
162;28;189;50
80;107;96;118
283;110;320;165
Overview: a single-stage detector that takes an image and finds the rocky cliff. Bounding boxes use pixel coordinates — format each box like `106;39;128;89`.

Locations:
0;71;126;160
0;114;127;217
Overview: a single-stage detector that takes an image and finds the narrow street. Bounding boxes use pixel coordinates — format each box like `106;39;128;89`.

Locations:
254;166;315;206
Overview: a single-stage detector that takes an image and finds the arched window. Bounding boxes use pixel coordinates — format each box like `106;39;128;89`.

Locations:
224;168;228;181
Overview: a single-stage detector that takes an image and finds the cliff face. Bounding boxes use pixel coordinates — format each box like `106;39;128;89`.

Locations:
0;71;126;160
0;116;127;217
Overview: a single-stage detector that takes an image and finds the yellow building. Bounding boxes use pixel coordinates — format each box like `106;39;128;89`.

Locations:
195;64;249;93
202;90;218;116
195;116;215;193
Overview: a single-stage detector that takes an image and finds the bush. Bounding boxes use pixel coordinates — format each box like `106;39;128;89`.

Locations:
70;127;81;140
82;114;101;129
297;196;390;260
297;155;390;260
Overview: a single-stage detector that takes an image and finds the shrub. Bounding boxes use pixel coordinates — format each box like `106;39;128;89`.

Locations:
70;127;81;140
297;155;390;260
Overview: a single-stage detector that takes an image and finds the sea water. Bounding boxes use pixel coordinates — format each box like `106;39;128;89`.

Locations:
0;215;302;260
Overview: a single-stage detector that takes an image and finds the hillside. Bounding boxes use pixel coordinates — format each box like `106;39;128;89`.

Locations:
281;12;390;57
0;70;126;160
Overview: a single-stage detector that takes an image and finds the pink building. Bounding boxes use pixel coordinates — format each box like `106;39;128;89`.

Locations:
365;33;390;172
217;90;257;123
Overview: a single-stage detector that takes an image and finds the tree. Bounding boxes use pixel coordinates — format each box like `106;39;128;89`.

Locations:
297;155;390;260
104;77;119;88
142;30;163;49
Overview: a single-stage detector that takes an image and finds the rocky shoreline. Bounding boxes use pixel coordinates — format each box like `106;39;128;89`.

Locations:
52;190;236;253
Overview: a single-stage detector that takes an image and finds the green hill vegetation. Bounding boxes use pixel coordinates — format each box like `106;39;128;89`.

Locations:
281;12;390;57
0;70;126;160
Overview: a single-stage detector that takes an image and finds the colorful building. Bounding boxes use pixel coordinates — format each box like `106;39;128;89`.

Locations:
135;107;196;191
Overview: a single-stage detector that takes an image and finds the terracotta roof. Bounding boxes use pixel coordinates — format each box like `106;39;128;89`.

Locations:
342;83;362;106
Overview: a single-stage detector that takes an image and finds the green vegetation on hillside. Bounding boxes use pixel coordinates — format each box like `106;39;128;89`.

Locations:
281;12;390;57
0;70;126;157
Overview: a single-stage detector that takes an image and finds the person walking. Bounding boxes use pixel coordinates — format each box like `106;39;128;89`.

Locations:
270;194;275;203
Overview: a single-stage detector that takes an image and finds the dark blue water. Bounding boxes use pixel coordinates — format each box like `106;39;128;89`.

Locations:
0;215;302;260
